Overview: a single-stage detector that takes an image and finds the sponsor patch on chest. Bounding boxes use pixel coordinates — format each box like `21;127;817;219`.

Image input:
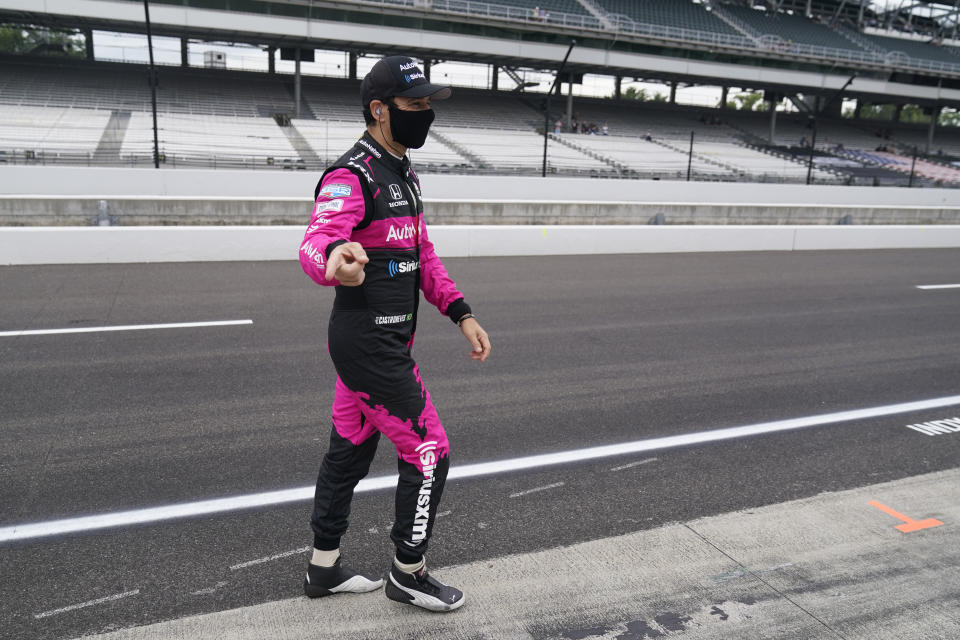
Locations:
386;222;418;242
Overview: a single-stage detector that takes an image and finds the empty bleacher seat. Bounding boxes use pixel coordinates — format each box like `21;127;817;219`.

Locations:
597;0;740;37
434;126;610;175
861;32;960;69
721;5;867;53
0;105;110;159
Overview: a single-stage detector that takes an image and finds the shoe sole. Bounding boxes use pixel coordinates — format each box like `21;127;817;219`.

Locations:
303;576;383;599
384;573;465;612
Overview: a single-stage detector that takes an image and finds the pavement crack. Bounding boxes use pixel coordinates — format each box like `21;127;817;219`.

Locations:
105;267;127;323
681;523;849;640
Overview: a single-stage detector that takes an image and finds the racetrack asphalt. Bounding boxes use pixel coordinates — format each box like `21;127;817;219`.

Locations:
1;248;959;639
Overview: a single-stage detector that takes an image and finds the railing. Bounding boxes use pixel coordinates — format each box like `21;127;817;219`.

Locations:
427;0;604;31
756;34;882;65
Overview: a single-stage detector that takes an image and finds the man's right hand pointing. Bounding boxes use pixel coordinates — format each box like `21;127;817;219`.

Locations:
325;242;369;286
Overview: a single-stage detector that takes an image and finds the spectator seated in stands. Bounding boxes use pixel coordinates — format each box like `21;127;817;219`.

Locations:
602;122;608;136
554;119;562;133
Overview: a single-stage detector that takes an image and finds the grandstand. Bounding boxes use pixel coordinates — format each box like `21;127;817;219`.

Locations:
1;0;960;187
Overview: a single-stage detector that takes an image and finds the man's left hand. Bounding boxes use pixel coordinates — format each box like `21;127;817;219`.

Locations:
459;318;491;362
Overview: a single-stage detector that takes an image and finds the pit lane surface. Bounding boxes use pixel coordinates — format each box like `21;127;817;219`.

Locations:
1;249;959;639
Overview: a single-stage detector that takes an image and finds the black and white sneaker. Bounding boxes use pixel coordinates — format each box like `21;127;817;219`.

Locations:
384;563;465;612
303;558;384;598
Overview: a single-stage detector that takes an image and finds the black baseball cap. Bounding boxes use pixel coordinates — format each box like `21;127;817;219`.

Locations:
360;56;452;108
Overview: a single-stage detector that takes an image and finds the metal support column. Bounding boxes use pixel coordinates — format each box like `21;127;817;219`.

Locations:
294;47;301;119
348;52;357;79
180;37;188;67
144;0;160;169
566;81;574;130
543;40;576;178
84;29;94;60
268;46;275;74
927;106;941;154
769;102;777;144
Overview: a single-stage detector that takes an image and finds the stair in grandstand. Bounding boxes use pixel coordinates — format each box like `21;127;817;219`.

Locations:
834;24;890;57
574;0;614;29
709;3;763;40
93;110;131;165
276;116;321;170
547;132;633;176
427;128;484;168
280;80;317;120
650;136;742;179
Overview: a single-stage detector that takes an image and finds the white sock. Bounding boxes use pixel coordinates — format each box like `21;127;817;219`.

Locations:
310;547;340;568
394;556;425;574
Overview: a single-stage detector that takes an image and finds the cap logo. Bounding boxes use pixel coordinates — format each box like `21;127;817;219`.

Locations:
405;72;425;83
399;61;417;70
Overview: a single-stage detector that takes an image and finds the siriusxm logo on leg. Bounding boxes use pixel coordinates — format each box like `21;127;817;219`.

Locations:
388;259;420;277
410;441;438;544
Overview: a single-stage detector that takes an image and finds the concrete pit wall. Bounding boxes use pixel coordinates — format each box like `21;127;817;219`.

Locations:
3;197;959;226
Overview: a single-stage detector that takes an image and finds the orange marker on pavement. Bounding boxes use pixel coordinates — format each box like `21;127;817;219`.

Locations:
868;500;944;533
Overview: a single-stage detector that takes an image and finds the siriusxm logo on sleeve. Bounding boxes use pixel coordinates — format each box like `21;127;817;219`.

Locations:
388;259;420;277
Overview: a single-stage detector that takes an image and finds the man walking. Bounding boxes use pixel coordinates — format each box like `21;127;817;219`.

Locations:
298;56;491;612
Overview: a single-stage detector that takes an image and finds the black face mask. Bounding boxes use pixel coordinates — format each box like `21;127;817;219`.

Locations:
388;103;435;149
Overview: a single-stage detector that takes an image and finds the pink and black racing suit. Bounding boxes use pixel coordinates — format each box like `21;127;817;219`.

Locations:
300;131;471;561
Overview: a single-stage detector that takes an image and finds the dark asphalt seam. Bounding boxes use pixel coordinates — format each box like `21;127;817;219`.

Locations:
681;523;848;640
105;267;127;323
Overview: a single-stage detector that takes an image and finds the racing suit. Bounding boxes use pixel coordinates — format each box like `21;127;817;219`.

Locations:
300;131;471;560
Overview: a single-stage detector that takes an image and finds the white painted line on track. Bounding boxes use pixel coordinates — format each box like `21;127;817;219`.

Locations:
0;320;253;337
509;482;565;498
34;589;140;619
610;457;659;472
4;393;960;544
230;546;310;571
916;284;960;290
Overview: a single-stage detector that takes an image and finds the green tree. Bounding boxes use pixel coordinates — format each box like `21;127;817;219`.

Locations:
721;91;767;111
939;109;960;127
849;103;932;124
619;86;667;102
0;24;85;57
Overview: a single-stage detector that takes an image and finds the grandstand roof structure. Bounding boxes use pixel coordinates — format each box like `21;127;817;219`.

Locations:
3;0;960;108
